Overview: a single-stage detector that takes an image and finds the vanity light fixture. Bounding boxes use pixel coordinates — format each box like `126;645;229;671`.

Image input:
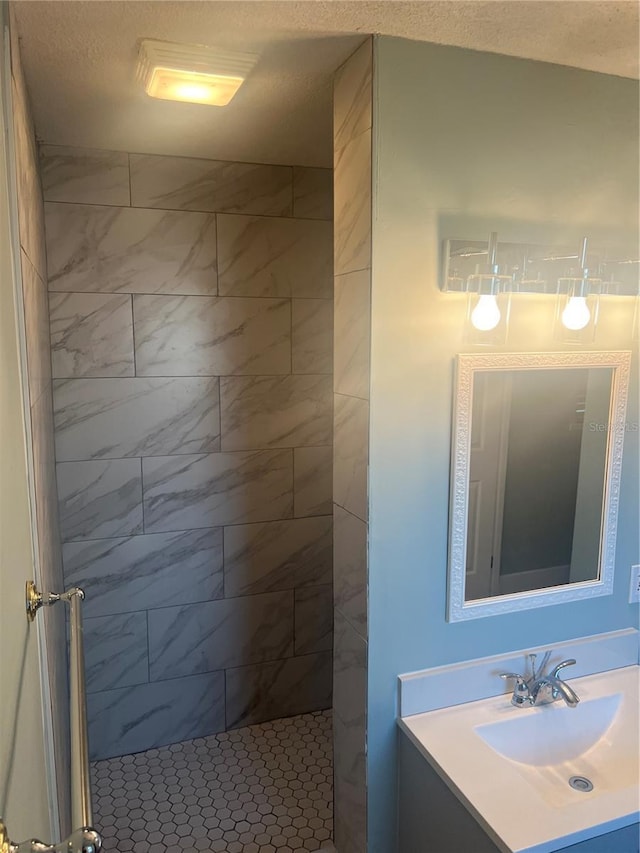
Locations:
441;232;638;338
137;39;259;106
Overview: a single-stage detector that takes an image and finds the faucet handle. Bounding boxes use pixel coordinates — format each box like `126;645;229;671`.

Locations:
551;659;576;679
500;672;531;706
500;672;526;683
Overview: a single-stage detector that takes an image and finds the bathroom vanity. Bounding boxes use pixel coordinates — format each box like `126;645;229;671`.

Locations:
398;728;639;853
396;633;640;853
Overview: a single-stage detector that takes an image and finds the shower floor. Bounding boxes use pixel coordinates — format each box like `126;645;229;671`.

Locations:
91;709;334;853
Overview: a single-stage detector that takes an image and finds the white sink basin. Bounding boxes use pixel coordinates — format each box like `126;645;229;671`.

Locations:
399;665;639;853
475;693;621;766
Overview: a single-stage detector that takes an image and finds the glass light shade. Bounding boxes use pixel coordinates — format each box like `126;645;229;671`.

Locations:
561;296;591;331
146;68;244;105
471;294;501;331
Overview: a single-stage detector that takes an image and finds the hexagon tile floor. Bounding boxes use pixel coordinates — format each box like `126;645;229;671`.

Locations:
91;709;335;853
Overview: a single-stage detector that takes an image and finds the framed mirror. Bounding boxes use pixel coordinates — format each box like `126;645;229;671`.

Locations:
447;351;632;621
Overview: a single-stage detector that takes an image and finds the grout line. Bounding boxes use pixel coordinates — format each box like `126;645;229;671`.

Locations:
145;610;150;684
292;445;297;518
42;142;332;173
217;375;223;454
334;265;372;280
129;294;137;377
44;197;332;223
332;498;367;525
139;647;331;693
51;372;332;381
54;441;332;463
59;511;333;546
47;287;332;303
213;211;219;295
139;456;146;533
73;570;333;622
221;524;227;602
223;668;228;731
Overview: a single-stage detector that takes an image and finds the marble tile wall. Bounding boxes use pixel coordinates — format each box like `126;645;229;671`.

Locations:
333;38;373;853
41;143;334;761
8;13;71;834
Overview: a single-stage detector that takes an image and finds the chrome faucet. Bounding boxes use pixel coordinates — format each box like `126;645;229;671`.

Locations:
500;651;580;708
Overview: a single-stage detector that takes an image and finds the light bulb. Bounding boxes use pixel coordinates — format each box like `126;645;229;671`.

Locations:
471;295;501;331
561;296;590;331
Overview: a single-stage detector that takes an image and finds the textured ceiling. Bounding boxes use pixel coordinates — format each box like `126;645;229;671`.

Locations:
12;1;640;168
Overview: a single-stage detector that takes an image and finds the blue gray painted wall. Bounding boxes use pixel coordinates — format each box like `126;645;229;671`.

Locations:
367;36;639;852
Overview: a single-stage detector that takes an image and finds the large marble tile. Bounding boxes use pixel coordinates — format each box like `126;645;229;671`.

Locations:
333;611;368;853
295;584;333;655
334;39;373;152
334;393;369;522
217;214;333;298
225;651;332;729
334;711;367;853
334;505;368;639
334;129;372;277
53;376;220;460
292;299;333;375
87;672;225;760
63;528;223;618
49;292;134;378
21;250;51;405
293;446;333;518
45;203;217;296
133;294;291;376
148;591;294;680
293;167;333;221
223;516;332;596
57;458;143;542
84;612;148;694
334;269;371;399
334;611;367;743
129;154;292;215
142;449;293;532
40;145;130;206
220;375;332;450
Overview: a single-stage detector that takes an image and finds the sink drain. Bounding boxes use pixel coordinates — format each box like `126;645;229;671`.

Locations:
569;776;594;792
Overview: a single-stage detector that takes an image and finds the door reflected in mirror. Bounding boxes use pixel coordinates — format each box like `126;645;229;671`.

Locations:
466;367;612;600
447;351;631;622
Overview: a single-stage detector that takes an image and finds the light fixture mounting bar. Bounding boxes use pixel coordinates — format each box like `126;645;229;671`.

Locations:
442;237;639;297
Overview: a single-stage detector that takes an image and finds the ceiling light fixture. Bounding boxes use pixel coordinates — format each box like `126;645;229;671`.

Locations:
137;39;259;106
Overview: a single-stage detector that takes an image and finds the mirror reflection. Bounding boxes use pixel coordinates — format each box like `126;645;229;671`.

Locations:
465;366;614;601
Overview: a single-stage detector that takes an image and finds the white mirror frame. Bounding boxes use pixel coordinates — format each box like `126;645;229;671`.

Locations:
447;350;632;622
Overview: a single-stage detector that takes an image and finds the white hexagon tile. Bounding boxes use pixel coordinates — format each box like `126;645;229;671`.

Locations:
91;709;335;852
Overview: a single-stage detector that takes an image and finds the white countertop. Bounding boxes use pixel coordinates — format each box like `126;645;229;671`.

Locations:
398;666;639;853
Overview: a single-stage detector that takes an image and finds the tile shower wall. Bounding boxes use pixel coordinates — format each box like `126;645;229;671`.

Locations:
42;144;334;761
332;40;372;853
8;12;71;834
